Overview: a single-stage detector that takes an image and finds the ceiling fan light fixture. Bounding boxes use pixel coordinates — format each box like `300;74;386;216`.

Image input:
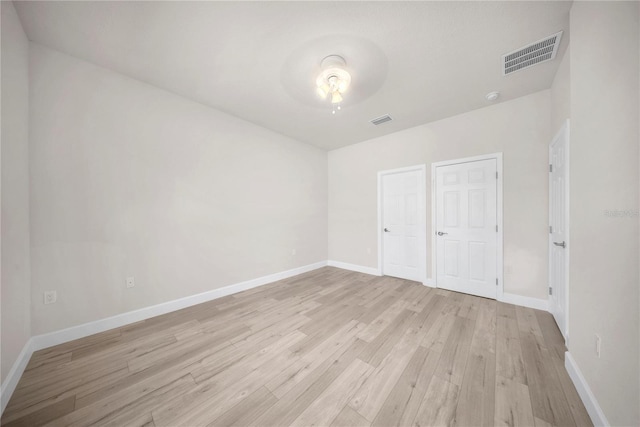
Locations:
316;55;351;113
316;85;329;99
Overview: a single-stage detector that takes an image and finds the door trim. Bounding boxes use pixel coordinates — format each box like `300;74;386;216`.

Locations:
431;153;504;299
377;164;427;282
549;119;570;341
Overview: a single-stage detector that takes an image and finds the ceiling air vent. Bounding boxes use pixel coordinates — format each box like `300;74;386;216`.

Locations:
370;114;392;125
502;31;563;75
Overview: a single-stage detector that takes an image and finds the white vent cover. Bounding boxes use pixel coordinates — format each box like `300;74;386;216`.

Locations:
370;114;392;125
502;31;563;75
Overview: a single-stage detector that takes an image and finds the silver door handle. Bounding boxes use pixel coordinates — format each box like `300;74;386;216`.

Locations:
384;228;390;232
553;241;566;248
437;231;448;236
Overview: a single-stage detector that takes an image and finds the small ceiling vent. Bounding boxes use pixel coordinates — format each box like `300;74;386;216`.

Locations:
370;114;392;125
502;31;563;75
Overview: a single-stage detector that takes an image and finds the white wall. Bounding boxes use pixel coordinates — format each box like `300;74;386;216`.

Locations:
329;91;550;300
1;1;31;384
551;46;570;135
568;2;639;425
29;44;328;335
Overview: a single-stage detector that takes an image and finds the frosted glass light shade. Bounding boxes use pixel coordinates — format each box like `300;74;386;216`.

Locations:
315;55;351;102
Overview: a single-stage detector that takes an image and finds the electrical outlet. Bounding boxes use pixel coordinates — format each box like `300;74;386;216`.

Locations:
44;291;57;305
126;276;135;288
595;334;601;358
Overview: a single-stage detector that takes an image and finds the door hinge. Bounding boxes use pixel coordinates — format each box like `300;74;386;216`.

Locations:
495;171;498;179
549;286;553;295
549;225;553;234
496;278;499;286
549;164;553;173
495;225;498;232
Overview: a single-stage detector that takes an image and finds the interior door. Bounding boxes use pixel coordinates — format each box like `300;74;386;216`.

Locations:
549;122;569;338
382;169;422;281
435;159;498;299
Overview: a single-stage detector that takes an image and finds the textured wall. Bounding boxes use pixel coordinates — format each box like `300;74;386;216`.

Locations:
1;1;32;383
329;91;551;300
29;44;328;335
568;2;639;425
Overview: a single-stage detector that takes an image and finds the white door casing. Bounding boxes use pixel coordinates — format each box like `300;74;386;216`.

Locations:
433;156;501;299
378;165;426;282
549;120;570;339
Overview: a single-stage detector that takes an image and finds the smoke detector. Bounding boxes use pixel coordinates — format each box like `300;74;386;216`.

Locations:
486;91;500;102
502;31;563;75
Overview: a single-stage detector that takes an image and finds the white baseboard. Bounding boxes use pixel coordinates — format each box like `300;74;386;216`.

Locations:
327;261;432;286
327;260;381;276
565;351;609;426
31;261;327;351
422;278;436;288
499;292;549;311
0;260;327;416
1;338;34;414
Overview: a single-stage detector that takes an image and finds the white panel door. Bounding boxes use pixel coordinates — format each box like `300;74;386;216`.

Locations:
436;159;497;299
382;170;422;281
549;123;569;338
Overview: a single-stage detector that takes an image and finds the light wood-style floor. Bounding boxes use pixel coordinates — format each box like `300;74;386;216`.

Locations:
2;267;592;427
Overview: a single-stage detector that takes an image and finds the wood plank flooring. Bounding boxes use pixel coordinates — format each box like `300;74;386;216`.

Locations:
1;267;592;427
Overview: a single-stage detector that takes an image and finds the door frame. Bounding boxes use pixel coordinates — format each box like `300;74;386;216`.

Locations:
377;164;427;282
549;119;570;341
431;153;504;299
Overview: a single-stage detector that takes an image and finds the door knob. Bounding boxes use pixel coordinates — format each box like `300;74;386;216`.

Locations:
384;228;390;232
437;231;448;236
553;241;566;248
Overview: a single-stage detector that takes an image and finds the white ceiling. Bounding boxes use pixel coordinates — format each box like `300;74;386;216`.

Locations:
14;1;571;150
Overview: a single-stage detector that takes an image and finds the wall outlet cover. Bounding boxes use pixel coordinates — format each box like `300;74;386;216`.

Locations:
44;291;57;305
